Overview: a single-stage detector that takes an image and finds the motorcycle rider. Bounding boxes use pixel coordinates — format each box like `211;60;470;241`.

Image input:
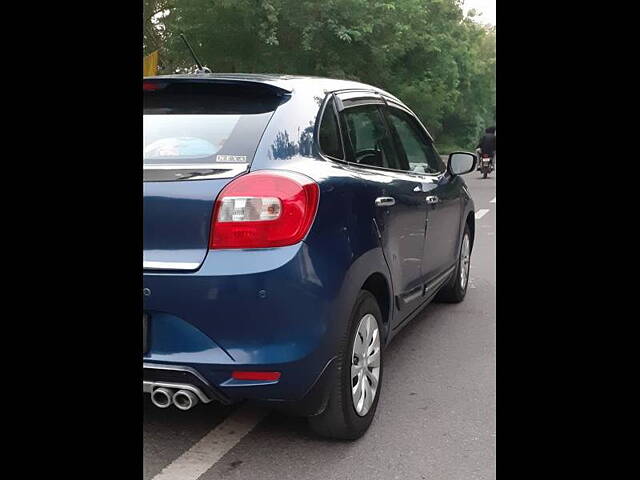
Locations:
476;126;496;168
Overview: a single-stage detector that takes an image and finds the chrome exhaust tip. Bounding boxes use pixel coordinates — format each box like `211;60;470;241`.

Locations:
172;389;199;411
151;387;174;408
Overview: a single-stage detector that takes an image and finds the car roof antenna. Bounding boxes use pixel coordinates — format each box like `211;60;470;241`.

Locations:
180;33;212;74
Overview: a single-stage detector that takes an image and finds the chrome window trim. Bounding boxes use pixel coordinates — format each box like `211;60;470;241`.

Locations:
341;160;442;180
143;163;248;182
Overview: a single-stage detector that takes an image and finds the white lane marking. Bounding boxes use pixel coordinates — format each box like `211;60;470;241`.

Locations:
490;197;496;203
475;209;490;220
152;404;268;480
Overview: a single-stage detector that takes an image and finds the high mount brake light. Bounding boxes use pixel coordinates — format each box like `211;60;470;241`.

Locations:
143;82;164;91
209;171;320;249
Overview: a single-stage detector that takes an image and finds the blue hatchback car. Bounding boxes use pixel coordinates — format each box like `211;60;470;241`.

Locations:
143;74;477;439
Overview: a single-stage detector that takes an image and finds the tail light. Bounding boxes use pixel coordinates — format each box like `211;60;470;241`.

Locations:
210;171;320;249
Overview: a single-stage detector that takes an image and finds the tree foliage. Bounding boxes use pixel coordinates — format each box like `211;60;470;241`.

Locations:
143;0;496;150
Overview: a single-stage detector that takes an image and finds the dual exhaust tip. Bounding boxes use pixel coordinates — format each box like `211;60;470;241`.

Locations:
151;387;199;411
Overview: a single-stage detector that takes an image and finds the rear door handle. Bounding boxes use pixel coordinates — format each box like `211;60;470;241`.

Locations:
425;196;440;205
375;197;396;207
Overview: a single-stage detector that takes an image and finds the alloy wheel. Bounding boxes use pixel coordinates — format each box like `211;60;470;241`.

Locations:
350;313;381;416
460;233;471;290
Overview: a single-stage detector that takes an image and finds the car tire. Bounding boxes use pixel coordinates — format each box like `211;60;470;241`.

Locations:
435;224;472;303
308;290;384;440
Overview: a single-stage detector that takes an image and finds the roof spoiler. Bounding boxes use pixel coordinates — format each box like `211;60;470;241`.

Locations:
143;77;293;96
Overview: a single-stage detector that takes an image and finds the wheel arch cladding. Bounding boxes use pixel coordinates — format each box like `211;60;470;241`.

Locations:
466;212;475;251
361;272;391;337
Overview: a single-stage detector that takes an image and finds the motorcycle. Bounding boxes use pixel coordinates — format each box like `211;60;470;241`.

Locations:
477;152;494;179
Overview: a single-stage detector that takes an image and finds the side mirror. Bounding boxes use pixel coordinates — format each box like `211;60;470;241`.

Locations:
448;152;476;176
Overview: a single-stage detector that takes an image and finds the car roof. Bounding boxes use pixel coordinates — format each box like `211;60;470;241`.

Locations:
145;73;402;103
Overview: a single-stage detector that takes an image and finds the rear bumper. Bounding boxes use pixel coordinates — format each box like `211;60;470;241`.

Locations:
142;358;336;415
143;242;342;406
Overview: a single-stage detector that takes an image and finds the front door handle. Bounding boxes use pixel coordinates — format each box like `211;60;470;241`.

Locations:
425;195;440;205
375;197;396;207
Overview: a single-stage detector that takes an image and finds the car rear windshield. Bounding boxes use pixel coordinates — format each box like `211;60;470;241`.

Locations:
144;82;283;165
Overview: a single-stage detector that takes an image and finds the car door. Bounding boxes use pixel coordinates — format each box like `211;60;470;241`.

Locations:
382;104;464;284
335;93;429;324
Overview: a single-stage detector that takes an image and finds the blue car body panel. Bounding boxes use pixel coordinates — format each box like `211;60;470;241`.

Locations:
143;179;231;268
143;74;475;408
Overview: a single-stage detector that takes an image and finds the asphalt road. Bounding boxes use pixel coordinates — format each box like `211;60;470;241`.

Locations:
143;169;496;480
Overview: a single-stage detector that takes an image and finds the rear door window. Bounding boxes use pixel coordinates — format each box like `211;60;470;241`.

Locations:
340;105;403;170
143;82;283;165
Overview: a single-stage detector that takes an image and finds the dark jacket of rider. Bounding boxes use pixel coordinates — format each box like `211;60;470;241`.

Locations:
476;127;496;157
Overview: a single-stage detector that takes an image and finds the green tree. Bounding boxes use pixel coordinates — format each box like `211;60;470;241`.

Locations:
144;0;496;151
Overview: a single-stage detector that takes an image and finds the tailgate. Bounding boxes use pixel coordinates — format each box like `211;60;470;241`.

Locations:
143;79;288;271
